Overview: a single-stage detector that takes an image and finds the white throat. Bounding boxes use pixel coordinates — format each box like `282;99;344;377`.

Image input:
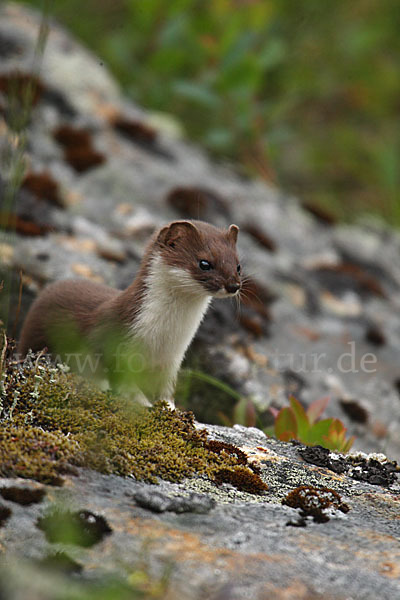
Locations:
130;253;211;378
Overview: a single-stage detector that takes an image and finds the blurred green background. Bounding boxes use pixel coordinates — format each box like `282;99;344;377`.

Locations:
18;0;400;224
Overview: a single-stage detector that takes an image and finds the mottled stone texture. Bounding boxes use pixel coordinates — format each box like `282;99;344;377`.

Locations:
0;427;399;600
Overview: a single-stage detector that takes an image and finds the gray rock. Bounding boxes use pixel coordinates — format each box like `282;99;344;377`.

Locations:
0;428;399;600
133;489;216;514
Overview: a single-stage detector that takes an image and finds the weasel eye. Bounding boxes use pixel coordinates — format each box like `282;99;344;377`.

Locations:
199;259;212;271
237;264;241;274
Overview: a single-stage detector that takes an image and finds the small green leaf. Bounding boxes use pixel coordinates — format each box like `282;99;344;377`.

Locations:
245;399;257;428
204;128;234;150
172;81;221;108
307;418;334;445
306;396;330;424
328;418;346;435
279;430;297;442
275;407;297;440
289;396;309;439
321;419;354;452
341;436;355;453
263;425;275;438
233;397;256;428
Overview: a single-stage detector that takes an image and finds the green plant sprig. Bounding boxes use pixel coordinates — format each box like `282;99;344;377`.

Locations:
272;395;355;453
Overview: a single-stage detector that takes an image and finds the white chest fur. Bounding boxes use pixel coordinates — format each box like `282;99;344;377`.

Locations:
130;254;211;376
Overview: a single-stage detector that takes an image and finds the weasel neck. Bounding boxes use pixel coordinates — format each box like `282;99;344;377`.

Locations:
127;254;211;369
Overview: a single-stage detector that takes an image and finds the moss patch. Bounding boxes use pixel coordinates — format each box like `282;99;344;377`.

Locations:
0;348;267;493
213;466;268;494
0;426;79;485
283;485;350;524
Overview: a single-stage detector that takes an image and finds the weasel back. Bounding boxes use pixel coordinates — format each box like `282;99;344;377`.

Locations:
18;279;118;357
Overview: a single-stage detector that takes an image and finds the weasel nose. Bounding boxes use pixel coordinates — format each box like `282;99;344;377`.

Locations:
225;282;240;295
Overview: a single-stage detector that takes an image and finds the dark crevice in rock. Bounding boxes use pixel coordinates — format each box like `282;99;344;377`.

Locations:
365;324;386;346
114;115;175;161
43;87;77;117
242;223;277;252
53;124;106;173
0;505;12;527
0;31;22;58
0;211;55;236
21;172;64;208
113;115;157;144
311;262;387;299
338;249;400;294
339;399;369;424
0;486;45;506
301;201;337;226
0;71;44;106
167;186;229;220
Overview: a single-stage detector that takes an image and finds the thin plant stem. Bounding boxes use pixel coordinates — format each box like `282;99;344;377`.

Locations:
0;3;50;331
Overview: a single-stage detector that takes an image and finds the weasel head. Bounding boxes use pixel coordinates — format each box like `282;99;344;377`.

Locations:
154;220;241;298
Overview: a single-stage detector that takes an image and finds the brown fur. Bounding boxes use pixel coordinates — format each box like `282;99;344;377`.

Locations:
19;220;241;365
156;220;240;294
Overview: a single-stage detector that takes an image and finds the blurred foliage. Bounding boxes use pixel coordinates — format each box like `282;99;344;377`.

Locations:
2;560;173;600
270;395;355;453
177;369;355;453
17;0;400;222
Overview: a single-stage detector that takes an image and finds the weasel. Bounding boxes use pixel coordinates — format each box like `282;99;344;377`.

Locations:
19;220;241;403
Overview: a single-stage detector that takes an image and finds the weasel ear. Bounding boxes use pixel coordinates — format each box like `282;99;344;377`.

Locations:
157;220;199;248
227;224;239;245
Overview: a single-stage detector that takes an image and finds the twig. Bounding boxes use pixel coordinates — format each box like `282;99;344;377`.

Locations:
0;331;7;375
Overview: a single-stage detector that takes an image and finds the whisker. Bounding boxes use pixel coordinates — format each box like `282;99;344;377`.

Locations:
242;290;263;304
240;290;257;303
240;274;260;285
235;293;242;319
238;291;251;305
240;282;266;305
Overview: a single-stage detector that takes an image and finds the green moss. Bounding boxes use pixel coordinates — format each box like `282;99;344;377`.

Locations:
0;425;80;485
0;349;267;493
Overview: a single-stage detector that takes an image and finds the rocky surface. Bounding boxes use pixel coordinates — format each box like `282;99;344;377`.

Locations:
1;425;400;600
0;4;400;599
